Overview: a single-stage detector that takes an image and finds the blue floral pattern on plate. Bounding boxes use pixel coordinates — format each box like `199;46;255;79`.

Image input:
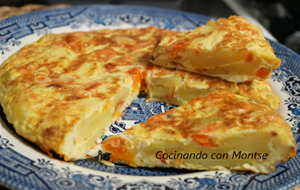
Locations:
1;5;300;190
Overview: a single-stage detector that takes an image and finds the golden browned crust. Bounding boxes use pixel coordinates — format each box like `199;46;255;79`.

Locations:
143;90;289;137
102;91;296;173
153;16;281;82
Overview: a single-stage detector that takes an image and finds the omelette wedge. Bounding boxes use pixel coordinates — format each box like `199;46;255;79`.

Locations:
101;90;296;173
152;16;281;82
145;64;280;109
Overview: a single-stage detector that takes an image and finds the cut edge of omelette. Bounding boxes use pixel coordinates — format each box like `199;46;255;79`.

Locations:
144;63;281;110
0;73;141;161
58;77;141;161
101;90;296;174
152;15;281;82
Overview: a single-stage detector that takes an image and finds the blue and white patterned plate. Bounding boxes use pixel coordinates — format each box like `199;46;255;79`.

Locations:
1;5;300;190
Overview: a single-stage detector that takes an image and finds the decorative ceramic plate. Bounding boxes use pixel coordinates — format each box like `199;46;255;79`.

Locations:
1;5;300;190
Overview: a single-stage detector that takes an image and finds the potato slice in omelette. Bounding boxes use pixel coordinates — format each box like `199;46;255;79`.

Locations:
152;16;281;82
145;64;280;109
0;72;141;160
101;90;296;173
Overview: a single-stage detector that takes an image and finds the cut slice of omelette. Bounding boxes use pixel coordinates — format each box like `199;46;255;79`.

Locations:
145;64;280;109
101;90;296;173
152;16;281;82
